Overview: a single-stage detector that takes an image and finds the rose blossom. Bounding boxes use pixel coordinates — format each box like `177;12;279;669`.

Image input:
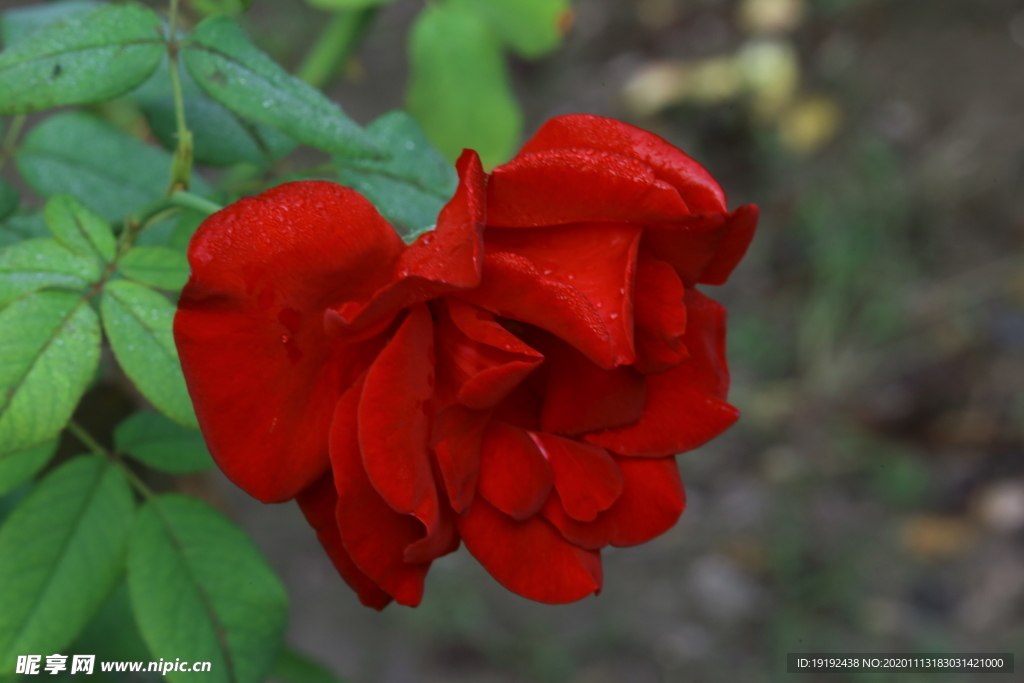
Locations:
173;114;758;609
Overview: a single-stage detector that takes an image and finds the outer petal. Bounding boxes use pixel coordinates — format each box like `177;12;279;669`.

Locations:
435;299;543;410
541;455;685;549
585;290;737;456
533;332;646;436
530;433;623;522
486;148;690;228
698;203;759;286
642;205;759;286
295;475;392;610
517;113;728;215
327;150;487;332
483;223;641;366
477;422;553;520
458;497;603;604
332;376;439;606
456;251;615;368
633;256;688;375
359;304;439;537
432;405;489;513
175;181;403;502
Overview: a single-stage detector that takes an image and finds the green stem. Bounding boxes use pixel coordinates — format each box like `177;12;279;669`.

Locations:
167;0;194;192
67;420;156;500
0;114;26;173
170;190;222;216
296;9;377;89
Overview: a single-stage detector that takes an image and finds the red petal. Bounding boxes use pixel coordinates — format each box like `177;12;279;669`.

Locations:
432;404;489;513
676;288;730;399
584;290;737;456
541;456;685;548
699;204;759;286
604;456;686;546
457;497;603;603
295;475;392;610
633;256;687;375
359;304;439;534
483;223;641;366
517;114;727;215
331;376;434;607
327;150;487;332
534;333;646;435
477;421;553;520
530;433;623;522
175;181;403;502
435;299;543;410
641;204;759;287
456;251;614;368
486;148;690;228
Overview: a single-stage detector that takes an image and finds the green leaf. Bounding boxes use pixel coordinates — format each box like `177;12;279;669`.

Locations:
44;194;117;263
0;179;17;222
170;211;205;251
142;95;296;168
115;411;214;474
305;0;393;9
16;112;210;222
101;280;197;427
65;582;159;682
0;0;101;48
0;212;48;248
269;646;343;683
118;246;190;291
0;291;100;454
0;438;57;496
0;456;134;664
182;16;380;159
407;3;521;168
452;0;569;58
0;3;165;115
335;110;458;240
0;238;98;308
128;495;288;683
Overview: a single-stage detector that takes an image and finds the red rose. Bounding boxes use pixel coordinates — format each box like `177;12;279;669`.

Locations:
173;114;757;609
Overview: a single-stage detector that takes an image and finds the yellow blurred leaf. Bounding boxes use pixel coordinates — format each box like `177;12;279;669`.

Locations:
778;95;842;154
901;515;975;559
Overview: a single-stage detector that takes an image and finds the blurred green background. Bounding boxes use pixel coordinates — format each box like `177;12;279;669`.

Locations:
6;0;1024;681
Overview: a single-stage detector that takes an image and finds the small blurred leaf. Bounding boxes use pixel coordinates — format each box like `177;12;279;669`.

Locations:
0;456;134;663
16;112;207;222
0;291;100;454
128;495;288;683
170;211;205;251
335;110;458;240
270;646;343;683
0;3;165;115
101;281;197;427
0;179;17;222
0;0;101;47
118;246;190;291
115;411;214;474
452;0;569;58
0;212;48;248
407;3;521;168
0;238;98;308
0;438;57;496
44;194;117;263
142;95;296;167
182;16;379;158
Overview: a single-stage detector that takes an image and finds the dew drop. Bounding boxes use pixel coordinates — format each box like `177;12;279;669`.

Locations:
542;269;553;275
